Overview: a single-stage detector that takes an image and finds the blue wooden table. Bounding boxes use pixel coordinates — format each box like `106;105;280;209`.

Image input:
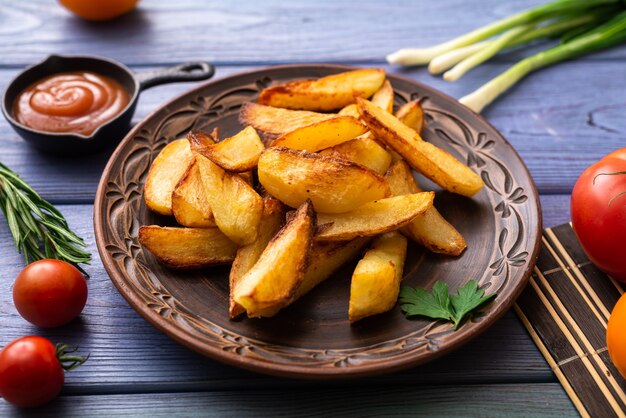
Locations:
1;0;624;416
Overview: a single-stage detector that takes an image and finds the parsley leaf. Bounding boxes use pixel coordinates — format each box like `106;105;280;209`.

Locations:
450;280;497;329
399;280;496;330
399;281;453;322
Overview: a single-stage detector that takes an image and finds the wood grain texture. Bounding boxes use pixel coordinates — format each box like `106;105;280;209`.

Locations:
0;384;578;418
0;0;623;66
540;194;571;228
0;60;624;203
0;204;550;392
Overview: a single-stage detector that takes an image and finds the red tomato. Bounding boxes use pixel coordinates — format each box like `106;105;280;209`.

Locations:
571;149;626;281
13;259;88;328
0;336;64;407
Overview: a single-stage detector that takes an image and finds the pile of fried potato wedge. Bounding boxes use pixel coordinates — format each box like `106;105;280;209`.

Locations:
140;68;484;323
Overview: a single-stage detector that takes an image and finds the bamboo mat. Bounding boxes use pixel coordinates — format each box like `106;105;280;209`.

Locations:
515;223;626;418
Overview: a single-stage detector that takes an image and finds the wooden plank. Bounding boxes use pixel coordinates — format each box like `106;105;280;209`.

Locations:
0;0;623;66
540;195;570;228
0;383;578;417
0;60;624;203
0;204;553;394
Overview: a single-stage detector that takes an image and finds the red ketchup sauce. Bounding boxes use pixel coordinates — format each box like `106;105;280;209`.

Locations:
13;72;130;136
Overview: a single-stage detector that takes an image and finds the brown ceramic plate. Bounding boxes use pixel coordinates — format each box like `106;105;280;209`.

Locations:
94;64;541;379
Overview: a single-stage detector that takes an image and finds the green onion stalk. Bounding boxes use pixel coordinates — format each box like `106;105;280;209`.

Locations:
442;25;533;82
386;0;620;66
386;0;626;113
460;11;626;112
428;10;615;74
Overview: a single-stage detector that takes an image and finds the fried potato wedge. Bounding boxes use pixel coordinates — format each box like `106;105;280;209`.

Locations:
239;102;335;136
385;160;466;256
144;138;194;216
357;98;483;197
189;130;263;246
396;99;424;134
316;192;434;241
228;197;284;318
138;226;238;269
256;237;371;317
371;80;394;113
349;232;407;322
319;135;392;175
258;69;386;111
338;103;360;118
201;126;264;172
271;116;367;152
207;127;220;142
171;162;215;228
297;238;370;299
233;201;315;317
258;147;390;213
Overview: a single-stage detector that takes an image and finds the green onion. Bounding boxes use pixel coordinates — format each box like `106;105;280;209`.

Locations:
428;43;486;75
443;25;532;82
460;11;626;113
387;0;626;113
386;0;620;66
428;11;615;74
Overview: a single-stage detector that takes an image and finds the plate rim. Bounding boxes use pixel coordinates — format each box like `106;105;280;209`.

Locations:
94;63;542;379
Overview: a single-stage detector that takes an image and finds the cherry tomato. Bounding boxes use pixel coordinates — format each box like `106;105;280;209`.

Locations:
571;149;626;282
607;293;626;379
58;0;139;21
13;259;88;328
0;336;64;407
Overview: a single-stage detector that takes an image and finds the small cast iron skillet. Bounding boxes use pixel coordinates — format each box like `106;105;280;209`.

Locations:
2;54;215;156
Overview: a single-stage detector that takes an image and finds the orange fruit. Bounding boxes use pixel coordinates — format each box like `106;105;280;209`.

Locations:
59;0;139;21
607;292;626;379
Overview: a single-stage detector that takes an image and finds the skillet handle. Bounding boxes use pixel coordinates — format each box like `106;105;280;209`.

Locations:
136;62;215;91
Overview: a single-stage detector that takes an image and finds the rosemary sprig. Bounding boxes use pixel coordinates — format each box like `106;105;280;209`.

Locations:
0;163;91;269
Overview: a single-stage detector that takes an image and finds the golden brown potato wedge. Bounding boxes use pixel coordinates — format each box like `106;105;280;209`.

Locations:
349;232;407;322
258;147;390;213
357;98;484;197
318;135;392;175
189;130;263;246
228;197;284;318
144;139;194;216
207;127;220;142
138;226;238;269
371;80;394;113
385;160;466;256
256;237;371;317
239;102;335;135
298;238;370;298
316;192;434;241
233;201;315;317
396;99;424;134
201;126;264;172
271;116;367;152
338;103;360;118
258;69;386;111
387;147;404;164
171;162;215;228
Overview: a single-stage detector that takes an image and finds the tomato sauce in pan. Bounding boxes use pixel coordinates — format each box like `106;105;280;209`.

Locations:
13;72;130;135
